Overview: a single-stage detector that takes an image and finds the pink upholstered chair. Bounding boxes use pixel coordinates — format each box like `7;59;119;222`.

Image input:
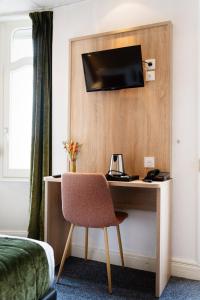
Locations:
56;173;128;293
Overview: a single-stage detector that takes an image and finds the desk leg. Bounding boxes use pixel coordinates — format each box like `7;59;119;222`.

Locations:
44;181;69;265
156;182;171;297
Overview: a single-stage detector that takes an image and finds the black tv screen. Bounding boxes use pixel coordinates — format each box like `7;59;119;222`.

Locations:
82;45;144;92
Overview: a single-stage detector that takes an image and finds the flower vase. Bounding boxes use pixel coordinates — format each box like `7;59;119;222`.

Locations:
69;160;76;172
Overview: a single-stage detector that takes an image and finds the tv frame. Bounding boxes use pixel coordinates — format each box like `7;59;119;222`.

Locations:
81;45;144;92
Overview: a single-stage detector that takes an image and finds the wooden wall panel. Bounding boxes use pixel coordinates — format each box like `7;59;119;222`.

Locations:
70;22;172;177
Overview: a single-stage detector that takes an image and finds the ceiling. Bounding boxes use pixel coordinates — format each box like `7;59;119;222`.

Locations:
0;0;85;16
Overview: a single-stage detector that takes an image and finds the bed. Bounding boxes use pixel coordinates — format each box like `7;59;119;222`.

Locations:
0;235;57;300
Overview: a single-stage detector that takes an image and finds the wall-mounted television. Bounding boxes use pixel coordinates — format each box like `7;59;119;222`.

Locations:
82;45;144;92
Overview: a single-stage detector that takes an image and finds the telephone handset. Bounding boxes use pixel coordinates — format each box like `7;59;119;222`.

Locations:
143;169;160;182
143;169;170;182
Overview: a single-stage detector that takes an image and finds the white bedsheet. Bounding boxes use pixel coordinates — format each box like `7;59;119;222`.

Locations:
0;235;55;286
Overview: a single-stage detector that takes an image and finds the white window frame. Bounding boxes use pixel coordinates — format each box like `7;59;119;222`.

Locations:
0;20;32;179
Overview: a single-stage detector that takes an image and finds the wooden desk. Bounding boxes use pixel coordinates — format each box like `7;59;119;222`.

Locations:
44;177;172;297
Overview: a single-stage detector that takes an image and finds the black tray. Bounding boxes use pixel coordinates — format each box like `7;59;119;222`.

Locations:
105;174;139;182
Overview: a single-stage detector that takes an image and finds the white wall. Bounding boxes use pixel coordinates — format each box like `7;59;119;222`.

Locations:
53;0;199;266
0;181;29;236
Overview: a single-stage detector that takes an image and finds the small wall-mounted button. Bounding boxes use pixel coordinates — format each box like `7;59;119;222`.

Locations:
146;70;155;81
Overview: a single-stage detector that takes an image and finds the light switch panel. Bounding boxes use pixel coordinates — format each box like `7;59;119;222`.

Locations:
144;157;155;168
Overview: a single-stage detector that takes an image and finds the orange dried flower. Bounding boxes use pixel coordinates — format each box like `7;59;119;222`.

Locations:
63;140;82;161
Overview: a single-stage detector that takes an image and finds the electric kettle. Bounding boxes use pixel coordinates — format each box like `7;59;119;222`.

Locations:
108;154;125;176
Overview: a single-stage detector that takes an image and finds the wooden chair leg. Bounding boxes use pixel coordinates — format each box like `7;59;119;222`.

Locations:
104;227;112;294
85;227;89;260
116;225;125;267
56;224;74;283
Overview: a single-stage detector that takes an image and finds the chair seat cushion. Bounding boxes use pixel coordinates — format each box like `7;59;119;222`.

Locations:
115;211;128;224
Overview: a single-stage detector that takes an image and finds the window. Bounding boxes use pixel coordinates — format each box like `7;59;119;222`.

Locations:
1;21;33;178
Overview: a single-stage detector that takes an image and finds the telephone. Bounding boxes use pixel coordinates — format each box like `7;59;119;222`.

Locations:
143;169;170;182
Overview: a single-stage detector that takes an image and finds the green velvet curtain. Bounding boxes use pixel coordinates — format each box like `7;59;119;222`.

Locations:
28;11;53;240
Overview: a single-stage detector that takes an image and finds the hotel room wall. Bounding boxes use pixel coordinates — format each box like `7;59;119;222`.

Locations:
0;181;29;236
53;0;199;267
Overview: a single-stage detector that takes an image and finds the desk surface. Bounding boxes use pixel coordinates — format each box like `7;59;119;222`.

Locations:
44;176;171;189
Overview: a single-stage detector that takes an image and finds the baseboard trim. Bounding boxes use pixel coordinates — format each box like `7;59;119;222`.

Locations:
0;230;28;237
72;243;200;281
72;244;156;272
171;259;200;280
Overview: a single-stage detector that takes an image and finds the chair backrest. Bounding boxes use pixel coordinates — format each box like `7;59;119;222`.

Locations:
61;173;118;228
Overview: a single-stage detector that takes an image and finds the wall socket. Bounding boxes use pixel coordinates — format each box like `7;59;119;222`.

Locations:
144;157;155;168
145;58;156;70
145;58;156;81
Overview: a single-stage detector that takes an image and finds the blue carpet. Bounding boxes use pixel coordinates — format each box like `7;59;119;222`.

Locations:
55;257;200;299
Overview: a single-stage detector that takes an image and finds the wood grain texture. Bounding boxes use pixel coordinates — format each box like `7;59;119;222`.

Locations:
104;227;112;294
44;181;69;265
70;22;172;177
57;223;74;282
111;186;157;211
116;225;125;267
156;181;172;297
